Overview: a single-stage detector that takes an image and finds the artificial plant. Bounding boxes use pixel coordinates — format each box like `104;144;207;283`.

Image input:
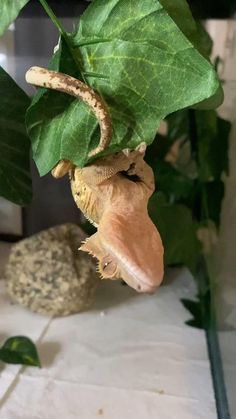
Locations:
0;336;40;367
0;0;231;367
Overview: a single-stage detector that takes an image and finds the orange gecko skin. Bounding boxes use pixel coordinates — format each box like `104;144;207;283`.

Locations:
56;147;164;293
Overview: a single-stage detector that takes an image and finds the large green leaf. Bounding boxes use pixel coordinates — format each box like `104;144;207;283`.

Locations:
0;336;41;367
0;66;32;205
27;0;222;176
148;192;200;272
160;0;213;59
0;0;30;36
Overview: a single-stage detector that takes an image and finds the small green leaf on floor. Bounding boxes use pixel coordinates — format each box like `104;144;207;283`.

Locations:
0;336;41;367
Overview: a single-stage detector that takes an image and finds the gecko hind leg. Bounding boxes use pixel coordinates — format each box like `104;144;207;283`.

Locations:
51;159;75;178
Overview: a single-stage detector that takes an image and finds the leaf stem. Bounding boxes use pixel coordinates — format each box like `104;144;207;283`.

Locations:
202;184;210;221
38;0;87;83
188;109;198;160
38;0;66;37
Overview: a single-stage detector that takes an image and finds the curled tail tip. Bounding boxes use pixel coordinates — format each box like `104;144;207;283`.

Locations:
25;66;47;84
88;146;104;158
25;67;34;83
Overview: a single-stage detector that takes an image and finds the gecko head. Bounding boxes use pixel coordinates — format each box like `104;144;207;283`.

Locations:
79;234;122;282
80;213;164;293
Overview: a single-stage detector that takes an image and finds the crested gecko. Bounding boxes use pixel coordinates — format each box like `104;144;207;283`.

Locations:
26;67;164;293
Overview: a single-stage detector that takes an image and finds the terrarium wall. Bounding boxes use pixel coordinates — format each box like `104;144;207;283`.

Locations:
0;7;236;417
207;19;236;418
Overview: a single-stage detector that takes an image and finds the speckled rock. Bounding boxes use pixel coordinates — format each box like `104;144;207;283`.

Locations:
5;224;99;316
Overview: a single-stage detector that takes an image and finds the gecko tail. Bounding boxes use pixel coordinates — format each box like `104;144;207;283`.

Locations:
25;66;113;158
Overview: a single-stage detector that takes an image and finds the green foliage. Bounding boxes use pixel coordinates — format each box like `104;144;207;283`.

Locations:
195;110;230;181
166;110;189;145
0;67;32;205
0;0;30;36
181;298;204;329
26;0;222;176
148;192;200;272
203;181;225;226
147;103;231;274
159;0;213;59
0;336;41;367
151;161;194;200
181;255;213;330
146;98;231;330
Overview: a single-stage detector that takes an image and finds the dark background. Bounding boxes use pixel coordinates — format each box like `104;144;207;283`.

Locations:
20;0;236;19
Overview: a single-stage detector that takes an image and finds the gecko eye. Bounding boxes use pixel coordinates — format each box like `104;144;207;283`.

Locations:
100;256;117;277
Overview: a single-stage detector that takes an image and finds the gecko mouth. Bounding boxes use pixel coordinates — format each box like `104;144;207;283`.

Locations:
120;170;141;183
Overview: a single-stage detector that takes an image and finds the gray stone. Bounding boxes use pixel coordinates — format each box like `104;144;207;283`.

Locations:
5;224;100;316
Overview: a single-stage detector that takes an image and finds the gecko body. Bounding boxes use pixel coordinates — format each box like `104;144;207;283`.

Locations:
54;148;164;293
26;67;164;293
